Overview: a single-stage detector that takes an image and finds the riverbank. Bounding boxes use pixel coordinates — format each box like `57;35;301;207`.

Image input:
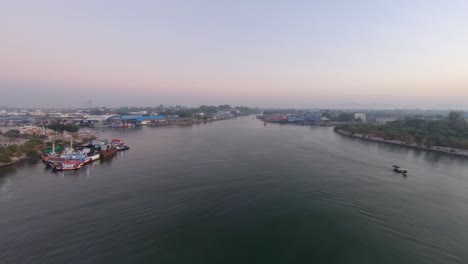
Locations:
0;155;39;168
335;129;468;158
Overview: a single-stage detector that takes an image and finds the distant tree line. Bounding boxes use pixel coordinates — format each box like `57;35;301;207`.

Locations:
47;123;80;133
115;105;261;117
3;129;21;138
335;111;468;149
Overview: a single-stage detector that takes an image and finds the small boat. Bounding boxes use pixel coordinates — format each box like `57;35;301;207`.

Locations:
111;138;125;145
115;145;130;151
53;161;82;171
392;165;408;176
111;138;129;151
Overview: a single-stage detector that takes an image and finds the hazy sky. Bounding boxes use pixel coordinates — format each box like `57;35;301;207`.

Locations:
1;0;468;108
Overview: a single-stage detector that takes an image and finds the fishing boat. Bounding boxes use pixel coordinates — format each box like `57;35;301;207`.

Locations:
59;139;92;165
42;140;61;163
61;153;91;165
53;161;82;171
115;144;129;151
100;147;117;159
111;138;125;145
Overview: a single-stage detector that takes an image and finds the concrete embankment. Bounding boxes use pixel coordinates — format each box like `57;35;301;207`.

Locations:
334;129;468;158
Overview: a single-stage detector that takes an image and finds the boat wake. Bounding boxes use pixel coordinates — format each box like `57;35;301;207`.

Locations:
297;146;390;170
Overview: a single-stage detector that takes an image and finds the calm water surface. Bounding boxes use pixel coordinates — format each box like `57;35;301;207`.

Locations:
1;117;468;263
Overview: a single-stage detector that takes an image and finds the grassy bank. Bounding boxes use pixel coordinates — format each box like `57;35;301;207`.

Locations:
0;138;44;166
334;112;468;150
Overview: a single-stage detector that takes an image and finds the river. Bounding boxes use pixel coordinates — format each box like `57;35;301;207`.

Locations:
1;117;468;263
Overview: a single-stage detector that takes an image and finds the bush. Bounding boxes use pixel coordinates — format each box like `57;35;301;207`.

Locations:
0;153;12;163
25;149;38;157
24;139;44;148
6;145;21;156
4;129;20;138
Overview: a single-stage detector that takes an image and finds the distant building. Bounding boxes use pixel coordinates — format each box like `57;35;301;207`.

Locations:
31;110;46;116
354;113;367;122
375;117;398;124
320;116;331;125
129;111;148;115
22;126;54;136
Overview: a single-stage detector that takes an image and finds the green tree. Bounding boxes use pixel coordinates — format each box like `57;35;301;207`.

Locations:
65;124;79;133
47;123;65;133
218;104;232;111
175;110;193;118
25;149;38;157
337;113;354;122
0;153;12;163
23;138;44;148
4;129;20;138
448;111;466;131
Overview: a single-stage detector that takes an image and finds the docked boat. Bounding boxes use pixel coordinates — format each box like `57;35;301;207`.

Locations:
53;161;82;171
111;138;130;151
61;153;91;165
42;140;61;163
100;147;117;159
115;145;129;151
43;155;66;163
88;153;101;162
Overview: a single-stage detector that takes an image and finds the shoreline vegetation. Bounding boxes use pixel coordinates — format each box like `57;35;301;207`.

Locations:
334;129;468;157
334;111;468;158
0;136;44;168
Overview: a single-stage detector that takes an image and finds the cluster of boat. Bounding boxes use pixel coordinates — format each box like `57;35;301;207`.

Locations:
41;138;129;171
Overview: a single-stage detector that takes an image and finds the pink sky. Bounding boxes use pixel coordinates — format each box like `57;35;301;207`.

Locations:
1;1;468;108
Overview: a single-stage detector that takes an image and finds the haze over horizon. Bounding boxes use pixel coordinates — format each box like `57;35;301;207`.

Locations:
2;1;468;109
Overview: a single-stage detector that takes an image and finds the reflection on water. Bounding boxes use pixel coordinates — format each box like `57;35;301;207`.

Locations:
0;176;13;201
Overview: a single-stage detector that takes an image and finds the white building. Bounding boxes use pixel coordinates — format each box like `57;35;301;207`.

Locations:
31;110;46;116
129;111;148;115
354;113;367;122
